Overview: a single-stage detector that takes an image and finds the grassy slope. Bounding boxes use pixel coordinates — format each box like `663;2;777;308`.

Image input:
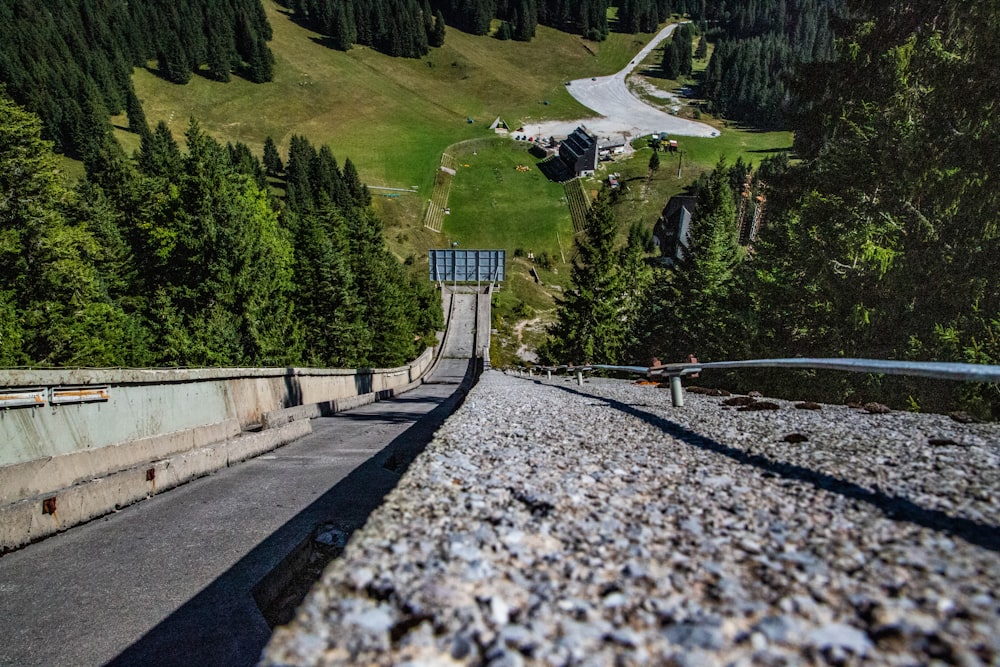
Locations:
124;4;792;363
130;2;657;191
443;139;573;262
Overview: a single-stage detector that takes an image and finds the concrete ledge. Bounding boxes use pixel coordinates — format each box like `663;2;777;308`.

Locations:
0;420;311;554
260;376;429;429
0;346;438;471
0;419;241;506
227;420;311;465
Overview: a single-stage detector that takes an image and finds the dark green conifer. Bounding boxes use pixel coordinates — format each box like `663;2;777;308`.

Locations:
263;136;284;176
429;9;446;47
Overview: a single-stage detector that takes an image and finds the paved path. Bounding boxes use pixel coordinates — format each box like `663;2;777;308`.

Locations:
0;293;480;667
524;23;718;142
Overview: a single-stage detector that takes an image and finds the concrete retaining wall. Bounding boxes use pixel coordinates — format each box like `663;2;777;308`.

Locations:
0;420;311;552
0;348;434;470
477;287;493;369
0;347;436;552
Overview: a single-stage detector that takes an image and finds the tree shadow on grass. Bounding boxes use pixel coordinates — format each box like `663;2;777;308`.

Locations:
748;146;795;155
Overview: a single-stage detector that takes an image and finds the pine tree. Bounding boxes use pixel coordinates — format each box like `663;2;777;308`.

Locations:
345;208;416;366
677;23;694;75
544;192;626;364
263;136;284;176
662;35;680;78
137;121;183;179
125;88;150;138
0;92;66;363
513;0;537;41
227;141;268;189
287;207;366;366
749;0;1000;415
342;158;371;207
429;9;446;47
158;35;192;84
695;34;708;59
331;1;357;50
620;222;653;361
641;160;740;362
245;36;275;83
284;134;318;213
0;92;140;366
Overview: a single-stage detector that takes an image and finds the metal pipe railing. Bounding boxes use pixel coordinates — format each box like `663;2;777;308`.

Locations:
525;358;1000;408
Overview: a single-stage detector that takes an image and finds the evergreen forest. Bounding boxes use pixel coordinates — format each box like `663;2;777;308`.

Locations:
700;0;840;127
0;0;840;161
1;0;996;418
0;92;440;369
0;0;275;158
544;0;1000;418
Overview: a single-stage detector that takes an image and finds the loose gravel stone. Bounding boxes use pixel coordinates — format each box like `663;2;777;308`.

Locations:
261;371;1000;666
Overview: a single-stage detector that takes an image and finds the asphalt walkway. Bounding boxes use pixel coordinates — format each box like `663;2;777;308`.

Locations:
0;289;480;667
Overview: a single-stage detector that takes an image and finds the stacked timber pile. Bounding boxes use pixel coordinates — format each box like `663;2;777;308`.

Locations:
263;371;1000;666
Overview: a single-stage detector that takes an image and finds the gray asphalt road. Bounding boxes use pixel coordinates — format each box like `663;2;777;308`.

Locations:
0;294;479;667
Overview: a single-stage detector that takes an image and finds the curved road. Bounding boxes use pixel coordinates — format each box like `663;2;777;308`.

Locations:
523;23;718;141
0;289;481;667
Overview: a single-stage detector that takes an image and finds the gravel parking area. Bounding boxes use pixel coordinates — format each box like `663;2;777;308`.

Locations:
262;371;1000;666
523;23;718;143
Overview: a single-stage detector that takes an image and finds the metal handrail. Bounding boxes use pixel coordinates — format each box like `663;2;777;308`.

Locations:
525;358;1000;407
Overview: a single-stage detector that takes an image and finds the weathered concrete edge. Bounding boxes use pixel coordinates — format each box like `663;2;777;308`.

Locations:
0;420;311;554
0;419;242;506
260;377;427;429
0;364;410;387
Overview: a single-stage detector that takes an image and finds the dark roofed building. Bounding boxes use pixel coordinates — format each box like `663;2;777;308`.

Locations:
652;195;698;266
559;126;598;177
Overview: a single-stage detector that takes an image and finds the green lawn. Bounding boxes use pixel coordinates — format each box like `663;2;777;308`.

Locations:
122;6;793;360
130;1;664;194
442;139;573;261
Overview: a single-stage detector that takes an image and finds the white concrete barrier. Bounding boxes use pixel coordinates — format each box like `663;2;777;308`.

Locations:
0;347;437;553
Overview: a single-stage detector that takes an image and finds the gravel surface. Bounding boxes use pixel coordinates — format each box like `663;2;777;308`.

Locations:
523;23;718;143
261;371;1000;666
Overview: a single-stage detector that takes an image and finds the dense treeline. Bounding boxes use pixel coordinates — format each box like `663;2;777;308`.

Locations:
283;0;443;56
433;0;700;42
700;0;839;126
660;22;694;78
433;0;608;41
617;0;698;34
546;0;1000;418
0;0;274;157
0;92;440;369
290;0;610;52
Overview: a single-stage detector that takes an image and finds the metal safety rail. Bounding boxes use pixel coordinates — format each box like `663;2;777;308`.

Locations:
524;358;1000;408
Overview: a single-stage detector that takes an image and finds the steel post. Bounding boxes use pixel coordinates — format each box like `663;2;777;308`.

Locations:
670;375;683;407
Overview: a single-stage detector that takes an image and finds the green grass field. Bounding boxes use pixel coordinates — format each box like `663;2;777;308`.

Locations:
120;4;793;361
441;139;573;259
129;1;663;193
